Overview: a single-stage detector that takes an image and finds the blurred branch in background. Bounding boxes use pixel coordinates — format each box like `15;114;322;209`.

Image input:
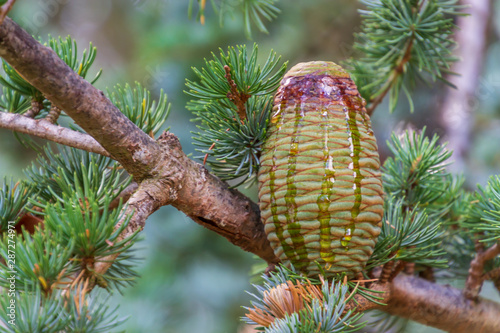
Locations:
440;0;492;173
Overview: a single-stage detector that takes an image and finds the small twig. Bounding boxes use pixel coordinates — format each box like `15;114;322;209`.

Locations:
464;240;500;300
380;260;395;284
0;111;110;156
389;261;407;282
482;267;500;283
224;65;250;121
355;272;366;287
24;98;44;118
404;262;415;275
203;141;217;165
45;104;62;123
0;0;16;25
366;38;414;116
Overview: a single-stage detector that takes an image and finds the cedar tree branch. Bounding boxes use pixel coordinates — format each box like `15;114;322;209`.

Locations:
464;240;500;300
0;16;161;180
0;16;278;265
366;38;414;116
2;16;500;332
383;274;500;333
0;111;110;156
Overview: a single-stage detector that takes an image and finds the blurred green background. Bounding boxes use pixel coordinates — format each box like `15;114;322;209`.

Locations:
1;1;500;332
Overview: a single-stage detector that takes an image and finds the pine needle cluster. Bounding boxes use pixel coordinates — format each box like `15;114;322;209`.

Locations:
188;0;280;39
1;0;497;332
346;0;466;113
186;44;286;186
0;35;169;332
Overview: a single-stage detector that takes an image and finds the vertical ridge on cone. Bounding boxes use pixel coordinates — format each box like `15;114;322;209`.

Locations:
258;61;383;278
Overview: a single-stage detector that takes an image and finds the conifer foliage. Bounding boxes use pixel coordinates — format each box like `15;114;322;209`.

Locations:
1;0;498;332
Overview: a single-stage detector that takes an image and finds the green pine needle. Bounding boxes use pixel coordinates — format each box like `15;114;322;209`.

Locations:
24;145;130;210
0;87;31;114
186;44;286;187
464;176;500;244
346;0;465;112
382;127;453;209
0;229;75;293
0;178;33;231
108;82;171;136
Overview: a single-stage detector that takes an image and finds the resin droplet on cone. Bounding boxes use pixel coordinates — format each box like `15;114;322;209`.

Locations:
258;61;383;278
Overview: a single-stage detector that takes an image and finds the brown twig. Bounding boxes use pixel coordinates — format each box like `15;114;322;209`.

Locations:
0;0;16;25
389;261;407;282
366;38;414;116
24;98;43;118
224;65;250;120
45;104;62;123
0;111;110;156
379;260;395;284
464;240;500;300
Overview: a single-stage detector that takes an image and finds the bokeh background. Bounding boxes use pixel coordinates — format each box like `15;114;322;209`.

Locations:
1;1;500;332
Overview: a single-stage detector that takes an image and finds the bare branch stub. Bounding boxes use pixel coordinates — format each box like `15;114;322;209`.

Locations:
464;240;500;300
389;261;407;282
45;104;62;124
366;38;414;116
224;65;250;121
0;0;16;25
0;112;110;156
379;260;395;284
24;98;43;118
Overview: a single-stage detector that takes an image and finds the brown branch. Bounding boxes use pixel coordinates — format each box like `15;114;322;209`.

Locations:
224;65;250;120
366;38;414;116
45;105;62;123
0;0;15;25
155;132;278;264
464;240;500;300
0;111;110;156
0;17;278;266
381;274;500;332
0;16;161;181
24;98;43;118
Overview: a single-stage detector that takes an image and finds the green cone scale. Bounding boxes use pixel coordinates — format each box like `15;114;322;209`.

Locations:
258;61;384;278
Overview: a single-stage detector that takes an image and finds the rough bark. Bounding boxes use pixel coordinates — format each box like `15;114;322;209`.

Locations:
0;16;161;180
0;16;278;265
385;274;500;333
0;112;109;156
1;15;500;332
